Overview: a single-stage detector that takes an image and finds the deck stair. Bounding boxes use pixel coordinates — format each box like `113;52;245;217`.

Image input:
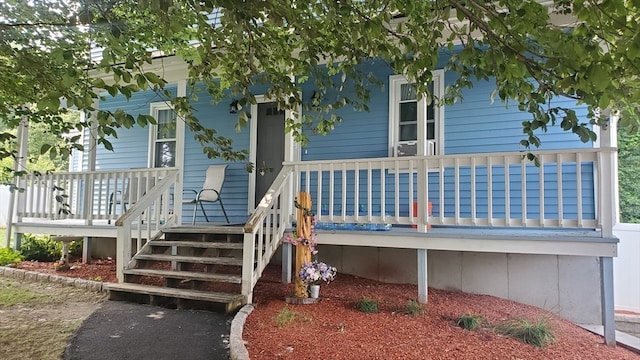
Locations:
106;225;247;313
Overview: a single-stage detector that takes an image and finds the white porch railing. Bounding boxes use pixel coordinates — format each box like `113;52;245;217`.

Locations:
115;170;180;282
15;168;178;223
241;166;295;303
290;148;615;232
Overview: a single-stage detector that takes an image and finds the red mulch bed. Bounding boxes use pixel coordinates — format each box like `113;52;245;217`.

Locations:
244;266;639;360
14;258;118;283
10;260;639;359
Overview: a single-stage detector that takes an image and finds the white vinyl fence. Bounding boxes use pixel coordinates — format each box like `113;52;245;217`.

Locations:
0;185;9;227
613;223;640;313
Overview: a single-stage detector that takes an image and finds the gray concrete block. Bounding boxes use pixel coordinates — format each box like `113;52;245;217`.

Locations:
428;250;462;291
342;246;380;281
507;254;560;313
558;256;601;324
378;248;416;284
461;252;508;298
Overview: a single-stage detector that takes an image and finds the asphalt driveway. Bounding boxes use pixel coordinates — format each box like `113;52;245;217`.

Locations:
64;301;232;360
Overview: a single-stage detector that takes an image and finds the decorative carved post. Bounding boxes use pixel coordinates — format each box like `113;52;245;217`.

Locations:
294;192;312;298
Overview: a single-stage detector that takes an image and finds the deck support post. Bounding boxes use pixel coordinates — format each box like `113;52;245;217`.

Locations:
600;256;616;346
282;242;292;284
417;248;428;304
82;237;91;264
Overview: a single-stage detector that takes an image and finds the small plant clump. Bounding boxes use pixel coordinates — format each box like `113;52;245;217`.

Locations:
495;317;556;348
272;306;309;329
0;247;23;266
357;298;380;313
404;299;424;316
456;313;487;331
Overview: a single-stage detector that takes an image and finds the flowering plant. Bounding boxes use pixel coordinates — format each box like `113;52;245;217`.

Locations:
299;260;337;285
284;200;318;254
284;229;318;254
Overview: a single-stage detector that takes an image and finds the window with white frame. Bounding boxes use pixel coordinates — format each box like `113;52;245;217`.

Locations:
389;71;444;157
149;103;177;168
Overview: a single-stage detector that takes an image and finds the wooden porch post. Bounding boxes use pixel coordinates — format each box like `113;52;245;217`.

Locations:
294;192;312;298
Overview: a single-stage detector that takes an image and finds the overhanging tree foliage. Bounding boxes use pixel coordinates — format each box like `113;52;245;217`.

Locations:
1;0;639;169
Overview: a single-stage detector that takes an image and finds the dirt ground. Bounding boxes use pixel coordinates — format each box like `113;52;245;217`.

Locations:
0;276;106;360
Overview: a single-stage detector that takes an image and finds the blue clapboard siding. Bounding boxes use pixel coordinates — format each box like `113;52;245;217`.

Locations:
89;85;178;171
94;54;597;224
180;84;258;224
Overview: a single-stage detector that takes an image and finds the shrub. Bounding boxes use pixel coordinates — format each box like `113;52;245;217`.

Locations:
456;313;487;330
494;317;556;348
0;248;22;266
405;299;424;316
18;234;83;262
19;234;60;262
356;298;380;313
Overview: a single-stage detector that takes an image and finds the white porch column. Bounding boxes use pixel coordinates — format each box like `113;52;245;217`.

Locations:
598;112;618;346
6;116;29;249
282;242;292;284
173;80;186;225
417;248;428;303
81;97;99;262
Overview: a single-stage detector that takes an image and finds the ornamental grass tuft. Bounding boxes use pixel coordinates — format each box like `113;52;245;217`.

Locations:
356;298;380;313
494;317;556;348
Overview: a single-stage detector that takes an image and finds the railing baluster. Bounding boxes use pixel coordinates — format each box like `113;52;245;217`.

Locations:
329;163;335;222
454;157;460;225
437;158;443;223
521;157;527;226
367;162;372;222
394;158;400;222
316;166;323;218
576;152;583;227
504;156;510;227
341;163;347;222
471;157;477;225
355;162;360;221
380;160;386;223
557;153;564;227
539;154;545;227
487;156;493;225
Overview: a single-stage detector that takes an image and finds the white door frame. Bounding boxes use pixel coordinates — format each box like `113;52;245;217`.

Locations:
247;94;301;213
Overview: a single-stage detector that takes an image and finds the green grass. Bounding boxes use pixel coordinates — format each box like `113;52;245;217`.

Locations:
272;305;310;328
456;313;487;330
494;317;556;348
404;299;424;316
0;282;46;306
356;298;380;313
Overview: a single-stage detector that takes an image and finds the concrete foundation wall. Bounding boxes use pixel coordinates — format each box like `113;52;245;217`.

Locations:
314;244;603;325
88;237;117;259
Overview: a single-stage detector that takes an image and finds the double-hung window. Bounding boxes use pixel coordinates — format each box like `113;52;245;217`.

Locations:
149;103;177;168
389;70;444;157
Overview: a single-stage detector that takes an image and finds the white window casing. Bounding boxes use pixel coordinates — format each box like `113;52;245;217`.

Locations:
148;103;178;168
388;70;445;157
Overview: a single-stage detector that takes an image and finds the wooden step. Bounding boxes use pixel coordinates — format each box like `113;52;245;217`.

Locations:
134;254;243;266
123;268;242;283
105;283;244;313
148;240;243;249
163;225;245;235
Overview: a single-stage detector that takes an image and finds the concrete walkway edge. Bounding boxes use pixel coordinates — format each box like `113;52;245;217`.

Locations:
230;304;254;360
0;266;105;292
578;324;640;354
